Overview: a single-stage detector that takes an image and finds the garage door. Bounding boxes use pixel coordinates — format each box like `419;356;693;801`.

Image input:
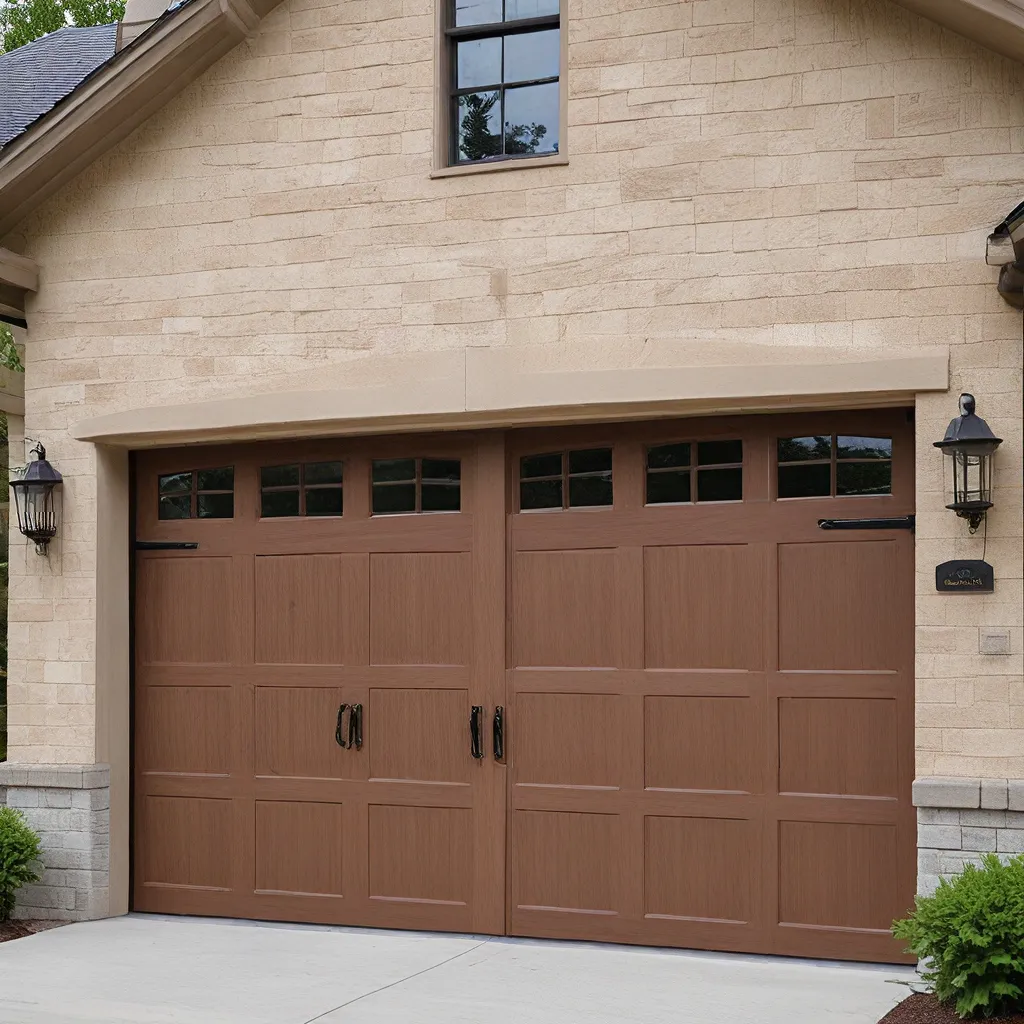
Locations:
133;434;506;934
133;411;915;963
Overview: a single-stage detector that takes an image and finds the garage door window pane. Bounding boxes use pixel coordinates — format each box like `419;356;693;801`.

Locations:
697;467;742;502
520;478;562;510
373;459;416;483
159;472;191;495
569;473;612;507
373;482;417;515
646;469;690;505
197;467;234;492
778;463;831;499
422;459;461;483
837;461;892;496
159;494;191;519
261;464;300;488
305;488;344;516
303;461;343;486
262;489;300;518
647;443;690;470
697;440;742;466
422;483;461;512
837;436;891;460
778;436;831;462
197;493;233;519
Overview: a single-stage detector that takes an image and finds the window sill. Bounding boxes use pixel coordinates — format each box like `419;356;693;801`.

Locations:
430;154;568;179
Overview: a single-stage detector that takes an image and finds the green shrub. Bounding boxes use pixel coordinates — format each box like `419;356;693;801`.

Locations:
0;806;42;922
893;853;1024;1019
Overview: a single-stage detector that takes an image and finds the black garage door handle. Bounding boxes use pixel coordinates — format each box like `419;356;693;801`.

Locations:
135;540;199;550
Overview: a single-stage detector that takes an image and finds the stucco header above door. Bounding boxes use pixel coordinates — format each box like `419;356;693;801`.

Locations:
73;342;949;447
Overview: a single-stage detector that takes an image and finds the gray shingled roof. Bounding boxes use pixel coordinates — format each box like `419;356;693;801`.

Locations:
0;23;117;148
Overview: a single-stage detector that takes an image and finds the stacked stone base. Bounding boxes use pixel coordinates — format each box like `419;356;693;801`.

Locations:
0;764;110;920
914;777;1024;896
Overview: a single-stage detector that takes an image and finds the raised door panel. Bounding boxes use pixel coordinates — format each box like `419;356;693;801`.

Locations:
778;697;898;798
138;795;234;890
255;554;367;665
644;816;756;924
136;686;233;775
513;693;626;788
368;688;471;784
644;545;763;670
513;550;622;668
370;553;470;666
778;541;902;672
254;686;356;780
136;557;234;665
778;820;899;932
255;801;345;897
513;810;622;914
644;696;759;793
368;805;472;905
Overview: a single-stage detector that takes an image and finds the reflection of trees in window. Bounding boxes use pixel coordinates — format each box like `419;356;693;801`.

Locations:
458;93;501;161
505;120;548;155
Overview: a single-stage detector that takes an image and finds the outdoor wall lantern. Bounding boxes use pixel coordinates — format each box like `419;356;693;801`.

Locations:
933;394;1002;534
9;442;63;554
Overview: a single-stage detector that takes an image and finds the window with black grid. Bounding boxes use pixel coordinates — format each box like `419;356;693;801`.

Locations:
447;0;560;165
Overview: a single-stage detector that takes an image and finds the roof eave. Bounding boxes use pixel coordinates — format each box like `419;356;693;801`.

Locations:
892;0;1024;64
0;0;273;237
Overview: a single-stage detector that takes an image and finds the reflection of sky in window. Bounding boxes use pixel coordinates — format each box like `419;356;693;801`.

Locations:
837;436;892;459
505;82;558;153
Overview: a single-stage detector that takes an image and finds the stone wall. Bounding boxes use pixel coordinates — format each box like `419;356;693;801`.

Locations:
914;776;1024;895
0;764;110;919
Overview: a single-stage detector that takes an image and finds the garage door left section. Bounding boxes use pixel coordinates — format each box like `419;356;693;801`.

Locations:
132;434;506;934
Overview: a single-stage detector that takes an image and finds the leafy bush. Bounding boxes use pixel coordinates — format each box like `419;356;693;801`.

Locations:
0;806;42;922
893;853;1024;1019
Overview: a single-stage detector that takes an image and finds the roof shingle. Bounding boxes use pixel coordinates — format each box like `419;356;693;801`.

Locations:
0;23;117;148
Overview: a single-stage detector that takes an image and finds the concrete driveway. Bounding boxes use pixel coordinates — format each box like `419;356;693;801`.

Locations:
0;915;914;1024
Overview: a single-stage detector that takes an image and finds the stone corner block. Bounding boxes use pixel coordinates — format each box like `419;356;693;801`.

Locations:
980;779;1009;811
1008;780;1024;813
0;763;110;790
913;777;981;809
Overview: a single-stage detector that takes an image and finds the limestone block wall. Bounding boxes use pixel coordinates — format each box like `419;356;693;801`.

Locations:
0;0;1021;779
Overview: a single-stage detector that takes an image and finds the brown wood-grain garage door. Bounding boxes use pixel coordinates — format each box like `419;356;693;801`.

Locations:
133;433;506;934
132;411;915;963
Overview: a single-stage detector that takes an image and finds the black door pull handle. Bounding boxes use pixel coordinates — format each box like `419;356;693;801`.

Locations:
493;706;504;761
350;703;363;750
335;703;349;748
470;705;484;759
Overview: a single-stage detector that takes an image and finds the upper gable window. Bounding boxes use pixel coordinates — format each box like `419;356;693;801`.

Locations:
446;0;560;166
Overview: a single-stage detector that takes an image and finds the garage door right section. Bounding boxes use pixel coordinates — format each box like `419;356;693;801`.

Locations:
507;410;916;964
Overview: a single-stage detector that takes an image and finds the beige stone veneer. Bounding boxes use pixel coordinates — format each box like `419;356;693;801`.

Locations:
0;0;1022;917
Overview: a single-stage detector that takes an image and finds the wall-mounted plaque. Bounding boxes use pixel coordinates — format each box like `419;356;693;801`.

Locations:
935;560;994;593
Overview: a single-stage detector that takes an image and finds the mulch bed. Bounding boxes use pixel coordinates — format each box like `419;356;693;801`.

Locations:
881;994;1024;1023
0;919;66;944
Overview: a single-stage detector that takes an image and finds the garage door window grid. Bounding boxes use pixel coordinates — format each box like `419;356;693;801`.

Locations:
447;0;560;165
646;440;743;505
260;461;344;518
776;435;892;499
158;467;234;520
371;458;461;515
519;447;612;510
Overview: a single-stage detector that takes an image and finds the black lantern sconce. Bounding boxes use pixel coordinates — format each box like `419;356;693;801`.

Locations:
933;394;1002;533
9;442;63;554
